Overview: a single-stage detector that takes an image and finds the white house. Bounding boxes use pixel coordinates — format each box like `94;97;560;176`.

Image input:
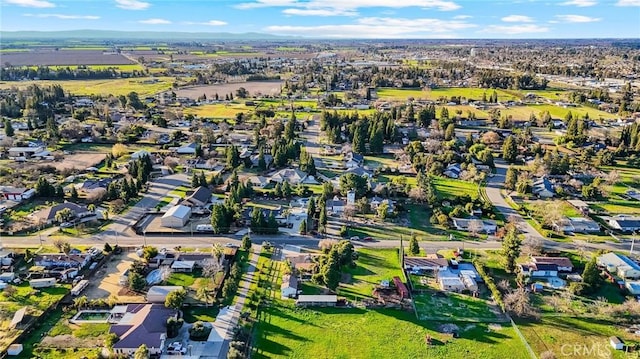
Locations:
452;218;497;234
326;196;346;214
270;168;308;185
610;337;624;351
161;205;192;228
532;177;555;198
606;215;640;233
248;176;269;188
598;252;640;279
281;274;298;299
8;146;44;159
444;164;462;179
176;142;198;155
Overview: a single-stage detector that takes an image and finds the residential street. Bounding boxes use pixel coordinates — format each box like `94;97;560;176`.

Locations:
485;159;544;240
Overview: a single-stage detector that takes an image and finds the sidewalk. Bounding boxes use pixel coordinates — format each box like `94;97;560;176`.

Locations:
218;249;260;358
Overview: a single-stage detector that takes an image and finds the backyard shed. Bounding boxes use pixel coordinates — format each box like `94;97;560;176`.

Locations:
146;286;183;303
610;336;624;350
296;295;338;307
161;205;191;228
7;344;23;356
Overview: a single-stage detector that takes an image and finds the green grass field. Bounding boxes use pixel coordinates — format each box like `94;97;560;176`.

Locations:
517;316;635;359
413;292;501;322
253;304;529;359
432;176;480;200
183;103;251;118
0;77;175;97
376;87;519;102
339;249;403;301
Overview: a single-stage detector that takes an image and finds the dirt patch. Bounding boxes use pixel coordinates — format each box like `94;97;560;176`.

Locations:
84;253;145;303
41;334;103;348
175;81;283;99
488;324;503;331
50;153;107;172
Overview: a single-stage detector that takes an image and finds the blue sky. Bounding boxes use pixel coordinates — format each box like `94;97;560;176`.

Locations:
1;0;639;38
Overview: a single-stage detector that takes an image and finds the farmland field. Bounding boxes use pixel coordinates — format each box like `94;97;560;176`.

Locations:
253;304;529;359
0;77;176;97
1;50;133;66
175;81;284;99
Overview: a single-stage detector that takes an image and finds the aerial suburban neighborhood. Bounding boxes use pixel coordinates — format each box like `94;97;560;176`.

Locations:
0;1;640;358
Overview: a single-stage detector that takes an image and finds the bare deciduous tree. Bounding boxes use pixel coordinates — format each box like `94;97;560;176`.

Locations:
202;258;222;278
504;287;539;319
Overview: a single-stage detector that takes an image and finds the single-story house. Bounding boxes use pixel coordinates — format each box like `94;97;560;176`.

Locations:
34;253;92;270
344;166;373;179
146;286;183;303
0;187;35;201
8;146;44;159
554;217;600;234
176;142;198;155
531;256;574;272
175;253;215;267
161;205;191;228
326;197;346;214
250;154;273;169
344;152;364;168
296;295;338;307
130;150;151;160
30;202;92;225
460;274;478;292
598;252;640;279
444;164;462;179
404;257;449;272
248;176;269;188
281;274;298;299
181;186;212;208
170;260;195;273
532;177;555;198
519;263;559;277
452;218;497;234
606;215;640;233
110;304;177;356
270;168;308;185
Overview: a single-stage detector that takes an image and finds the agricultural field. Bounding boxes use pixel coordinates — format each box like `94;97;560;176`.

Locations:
175;81;284;99
19;64;145;72
0;77;176;97
1;50;133;66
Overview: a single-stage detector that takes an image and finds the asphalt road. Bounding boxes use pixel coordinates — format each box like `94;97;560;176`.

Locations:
485;159;544;240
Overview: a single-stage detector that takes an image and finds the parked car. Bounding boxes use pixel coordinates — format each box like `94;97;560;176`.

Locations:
60;222;73;228
350;236;360;241
363;236;373;241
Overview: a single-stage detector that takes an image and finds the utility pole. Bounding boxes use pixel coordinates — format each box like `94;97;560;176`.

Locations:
631;232;637;257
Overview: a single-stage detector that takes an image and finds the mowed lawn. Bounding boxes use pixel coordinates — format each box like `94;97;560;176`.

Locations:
338;249;403;301
432;176;479;200
0;77;175;97
253;304;529;359
517;316;636;359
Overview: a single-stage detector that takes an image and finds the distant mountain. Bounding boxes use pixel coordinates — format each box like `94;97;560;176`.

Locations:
0;30;294;40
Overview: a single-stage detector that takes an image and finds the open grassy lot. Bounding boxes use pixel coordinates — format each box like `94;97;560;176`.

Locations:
501;104;616;120
253;304;529;359
19;64;145;71
0;77;176;97
338;248;403;301
432;176;480;200
183;103;251;118
590;199;640;215
517;316;636;359
183;306;219;323
413;291;501;322
376;87;519;102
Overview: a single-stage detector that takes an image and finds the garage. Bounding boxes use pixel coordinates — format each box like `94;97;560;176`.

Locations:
161;205;191;228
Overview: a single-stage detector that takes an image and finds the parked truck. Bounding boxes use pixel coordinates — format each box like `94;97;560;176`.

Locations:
29;278;56;288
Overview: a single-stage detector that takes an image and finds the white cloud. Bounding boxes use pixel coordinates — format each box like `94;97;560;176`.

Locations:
23;13;99;19
283;8;357;16
5;0;55;8
138;18;171;24
237;0;461;16
559;0;597;6
453;15;472;19
115;0;150;10
481;24;549;34
616;0;640;6
264;17;475;38
501;15;534;22
183;20;228;26
555;14;601;22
